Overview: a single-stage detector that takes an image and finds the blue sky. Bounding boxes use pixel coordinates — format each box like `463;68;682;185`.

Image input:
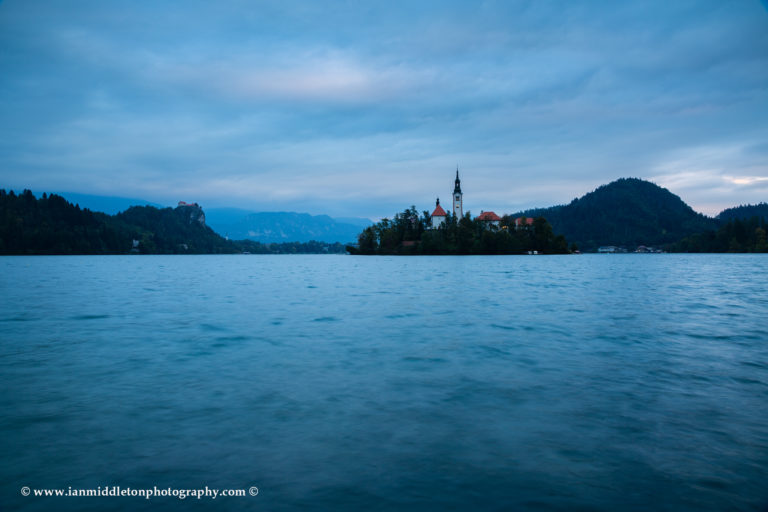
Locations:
1;1;767;219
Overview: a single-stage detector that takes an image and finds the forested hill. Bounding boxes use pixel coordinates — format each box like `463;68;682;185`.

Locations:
717;203;768;222
0;190;345;254
516;178;716;251
115;204;234;254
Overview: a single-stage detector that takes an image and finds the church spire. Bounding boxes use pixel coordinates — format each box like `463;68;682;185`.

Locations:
454;167;462;194
452;167;463;218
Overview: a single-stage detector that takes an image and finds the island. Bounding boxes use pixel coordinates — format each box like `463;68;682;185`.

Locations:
347;206;570;255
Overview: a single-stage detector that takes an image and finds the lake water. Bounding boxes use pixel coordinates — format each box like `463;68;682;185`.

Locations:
1;254;767;511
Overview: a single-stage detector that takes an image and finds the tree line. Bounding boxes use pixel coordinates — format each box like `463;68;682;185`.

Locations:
669;216;768;253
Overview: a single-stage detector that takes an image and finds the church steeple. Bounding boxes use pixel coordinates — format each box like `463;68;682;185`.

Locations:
454;167;462;194
452;167;463;218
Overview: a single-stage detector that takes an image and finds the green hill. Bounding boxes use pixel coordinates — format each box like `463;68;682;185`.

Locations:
516;178;716;251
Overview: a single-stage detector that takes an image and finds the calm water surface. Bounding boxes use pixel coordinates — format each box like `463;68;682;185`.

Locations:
1;254;767;511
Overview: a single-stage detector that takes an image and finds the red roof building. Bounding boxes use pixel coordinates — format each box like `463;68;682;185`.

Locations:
430;198;447;228
476;210;501;228
476;211;501;222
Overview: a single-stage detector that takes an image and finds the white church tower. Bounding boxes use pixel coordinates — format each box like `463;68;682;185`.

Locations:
452;168;463;218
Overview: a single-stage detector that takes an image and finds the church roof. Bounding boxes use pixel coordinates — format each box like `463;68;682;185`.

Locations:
431;203;447;217
477;211;501;221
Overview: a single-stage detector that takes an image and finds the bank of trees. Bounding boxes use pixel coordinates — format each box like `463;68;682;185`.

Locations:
0;189;128;254
349;206;570;255
670;217;768;253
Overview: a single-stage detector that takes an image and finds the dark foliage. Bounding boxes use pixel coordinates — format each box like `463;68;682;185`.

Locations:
0;189;128;254
347;206;569;255
669;217;768;253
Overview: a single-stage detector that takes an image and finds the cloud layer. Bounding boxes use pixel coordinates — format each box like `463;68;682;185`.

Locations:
1;0;766;217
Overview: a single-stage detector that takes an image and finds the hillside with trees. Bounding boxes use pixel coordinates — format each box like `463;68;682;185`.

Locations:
349;206;569;255
116;204;233;254
516;178;717;251
0;190;346;255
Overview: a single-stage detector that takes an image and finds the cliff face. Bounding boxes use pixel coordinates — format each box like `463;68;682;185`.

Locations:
177;203;206;227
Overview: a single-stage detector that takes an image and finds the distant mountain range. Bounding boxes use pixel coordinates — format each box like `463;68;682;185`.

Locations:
204;208;370;244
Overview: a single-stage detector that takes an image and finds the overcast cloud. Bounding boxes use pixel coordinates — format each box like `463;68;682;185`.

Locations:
1;0;767;218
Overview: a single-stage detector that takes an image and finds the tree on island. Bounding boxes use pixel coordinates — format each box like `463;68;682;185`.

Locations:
348;206;569;255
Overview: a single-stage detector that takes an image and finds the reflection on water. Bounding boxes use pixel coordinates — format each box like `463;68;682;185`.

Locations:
1;254;767;511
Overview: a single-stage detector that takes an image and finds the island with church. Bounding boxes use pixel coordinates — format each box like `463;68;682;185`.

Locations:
347;169;571;255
